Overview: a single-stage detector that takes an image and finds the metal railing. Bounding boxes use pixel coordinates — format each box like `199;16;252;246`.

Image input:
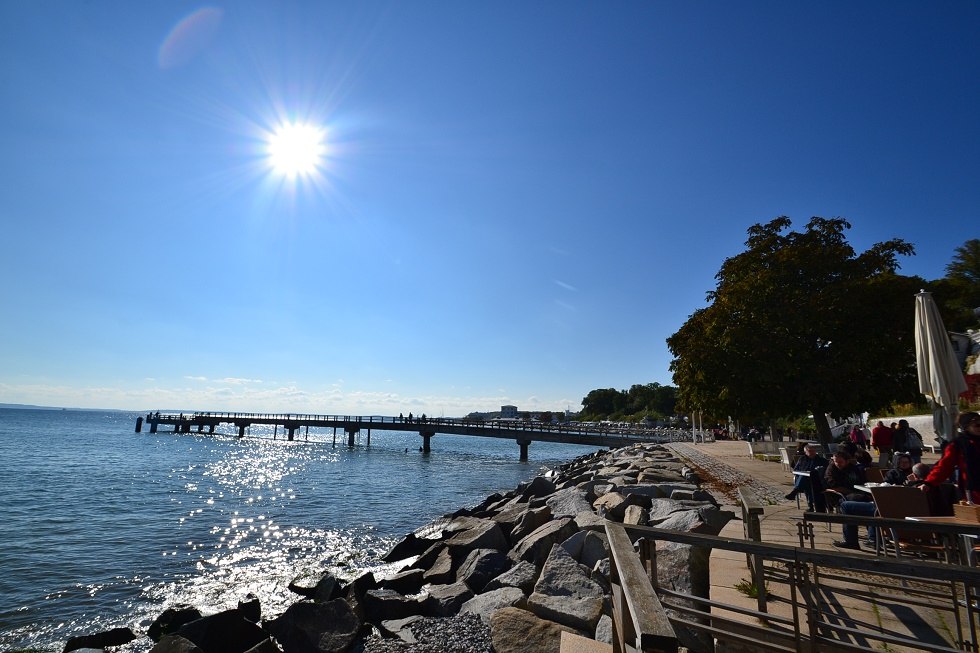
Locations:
605;519;980;653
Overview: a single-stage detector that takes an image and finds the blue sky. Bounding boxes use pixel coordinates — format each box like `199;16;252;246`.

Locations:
1;2;977;415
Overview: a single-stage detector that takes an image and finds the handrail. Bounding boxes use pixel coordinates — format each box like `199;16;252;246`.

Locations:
737;487;767;612
606;523;678;653
617;521;980;652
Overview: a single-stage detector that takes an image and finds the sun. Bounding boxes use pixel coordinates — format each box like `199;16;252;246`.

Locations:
266;122;326;178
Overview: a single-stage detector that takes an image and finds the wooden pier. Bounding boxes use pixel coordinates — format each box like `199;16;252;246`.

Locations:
135;412;690;460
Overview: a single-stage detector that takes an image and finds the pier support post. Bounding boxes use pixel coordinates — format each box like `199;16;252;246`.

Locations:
135;416;143;433
287;426;296;442
421;431;434;453
149;419;158;433
367;429;371;446
347;428;358;447
209;424;215;434
238;424;246;438
517;439;530;461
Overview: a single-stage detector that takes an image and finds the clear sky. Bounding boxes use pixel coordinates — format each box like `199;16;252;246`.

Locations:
1;2;977;416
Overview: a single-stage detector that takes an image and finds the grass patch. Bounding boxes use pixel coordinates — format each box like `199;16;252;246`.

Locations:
734;577;770;600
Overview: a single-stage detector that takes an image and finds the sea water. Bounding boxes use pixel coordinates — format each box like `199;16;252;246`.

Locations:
0;408;595;651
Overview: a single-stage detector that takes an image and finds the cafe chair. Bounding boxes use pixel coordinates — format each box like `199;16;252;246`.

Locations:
869;486;948;562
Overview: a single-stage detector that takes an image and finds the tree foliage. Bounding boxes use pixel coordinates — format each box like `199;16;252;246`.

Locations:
931;239;980;332
580;383;677;420
666;217;923;443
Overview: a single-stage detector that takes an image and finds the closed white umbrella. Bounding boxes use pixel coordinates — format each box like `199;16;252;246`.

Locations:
915;290;968;443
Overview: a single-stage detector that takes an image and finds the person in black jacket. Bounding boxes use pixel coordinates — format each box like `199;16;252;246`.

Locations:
785;443;828;511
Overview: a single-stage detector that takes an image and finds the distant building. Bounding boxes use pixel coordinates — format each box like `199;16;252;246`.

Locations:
500;405;518;419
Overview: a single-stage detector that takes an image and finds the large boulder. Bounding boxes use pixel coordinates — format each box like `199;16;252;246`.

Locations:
508;506;553;544
362;589;422;624
459;587;528;623
490;607;580;653
383;532;441;562
510;518;577;568
456;548;510;592
527;545;605;632
149;606;204;642
378;568;425;595
64;628;137;653
421;581;474;617
545;487;593;518
622;504;649;526
445;519;508;554
518;476;557;501
421;547;456;584
482;559;539;594
264;599;360;653
149;635;204;653
592;492;627;520
176;610;269;653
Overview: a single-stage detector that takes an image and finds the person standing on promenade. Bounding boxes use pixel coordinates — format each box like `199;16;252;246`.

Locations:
786;443;828;511
921;412;980;503
871;420;895;465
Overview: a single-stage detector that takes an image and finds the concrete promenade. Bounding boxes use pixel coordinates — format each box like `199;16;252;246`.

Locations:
666;439;956;652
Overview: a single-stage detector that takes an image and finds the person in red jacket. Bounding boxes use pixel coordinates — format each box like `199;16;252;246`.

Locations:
871;420;895;464
921;412;980;503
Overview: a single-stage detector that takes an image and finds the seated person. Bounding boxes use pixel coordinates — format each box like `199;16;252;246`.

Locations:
855;447;873;468
823;450;868;510
785;443;828;511
884;454;914;485
834;499;878;551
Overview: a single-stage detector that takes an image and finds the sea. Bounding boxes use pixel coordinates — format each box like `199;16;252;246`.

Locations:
0;408;597;652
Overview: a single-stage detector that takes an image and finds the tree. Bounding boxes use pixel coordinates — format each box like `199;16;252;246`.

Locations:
581;388;626;417
931;239;980;332
667;217;924;445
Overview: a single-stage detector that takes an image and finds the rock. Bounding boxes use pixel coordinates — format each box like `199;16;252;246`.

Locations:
595;614;613;644
264;599;360;653
409;541;445;573
379;567;425;595
592;492;627;520
289;569;339;600
383;532;438;562
509;518;577;568
362;589;422;624
64;627;137;652
572;510;605;532
237;594;261;623
482;559;539;594
490;502;530;537
149;635;204;653
176;609;269;653
421;581;474;617
379;615;424;643
456;548;510;592
446;519;509;554
527;545;605;632
460;587;528;623
623;504;649;526
490;607;579;653
579;531;610;570
341;571;378;601
657;508;733;536
149;606;204;642
508;506;552;544
545;487;593;518
518;476;557;501
242;639;280;653
422;546;456;584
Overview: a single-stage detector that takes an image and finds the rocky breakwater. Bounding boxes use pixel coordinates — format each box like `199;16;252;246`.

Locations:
65;443;733;653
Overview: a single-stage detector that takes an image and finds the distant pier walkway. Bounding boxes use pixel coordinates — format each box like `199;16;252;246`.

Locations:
135;412;690;460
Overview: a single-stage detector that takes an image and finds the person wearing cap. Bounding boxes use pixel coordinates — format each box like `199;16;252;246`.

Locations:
920;412;980;503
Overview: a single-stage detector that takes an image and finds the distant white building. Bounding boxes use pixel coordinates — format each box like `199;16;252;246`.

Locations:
501;405;518;418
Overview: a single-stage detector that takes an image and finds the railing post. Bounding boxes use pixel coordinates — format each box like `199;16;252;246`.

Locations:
737;488;768;613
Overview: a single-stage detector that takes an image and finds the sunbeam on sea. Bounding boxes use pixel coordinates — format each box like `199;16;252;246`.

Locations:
0;408;595;652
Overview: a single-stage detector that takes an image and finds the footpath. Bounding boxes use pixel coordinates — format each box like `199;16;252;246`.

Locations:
665;439;955;652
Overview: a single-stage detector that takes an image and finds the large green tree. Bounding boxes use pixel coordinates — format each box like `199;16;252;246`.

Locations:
667;217;924;444
931;239;980;332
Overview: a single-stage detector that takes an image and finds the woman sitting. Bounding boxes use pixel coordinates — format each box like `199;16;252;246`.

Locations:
884;453;914;485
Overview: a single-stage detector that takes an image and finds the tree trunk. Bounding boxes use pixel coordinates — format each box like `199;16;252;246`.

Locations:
812;409;833;448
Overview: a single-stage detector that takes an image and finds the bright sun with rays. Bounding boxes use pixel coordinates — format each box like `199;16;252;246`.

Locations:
266;122;326;178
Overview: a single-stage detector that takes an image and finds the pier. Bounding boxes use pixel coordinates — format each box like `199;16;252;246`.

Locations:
135;412;691;460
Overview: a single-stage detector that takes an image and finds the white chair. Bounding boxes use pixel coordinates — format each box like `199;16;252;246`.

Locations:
779;447;792;471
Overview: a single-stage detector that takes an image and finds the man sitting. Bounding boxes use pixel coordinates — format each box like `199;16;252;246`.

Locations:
785;443;828;511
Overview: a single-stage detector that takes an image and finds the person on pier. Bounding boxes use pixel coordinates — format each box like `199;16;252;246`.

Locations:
785;443;828;511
